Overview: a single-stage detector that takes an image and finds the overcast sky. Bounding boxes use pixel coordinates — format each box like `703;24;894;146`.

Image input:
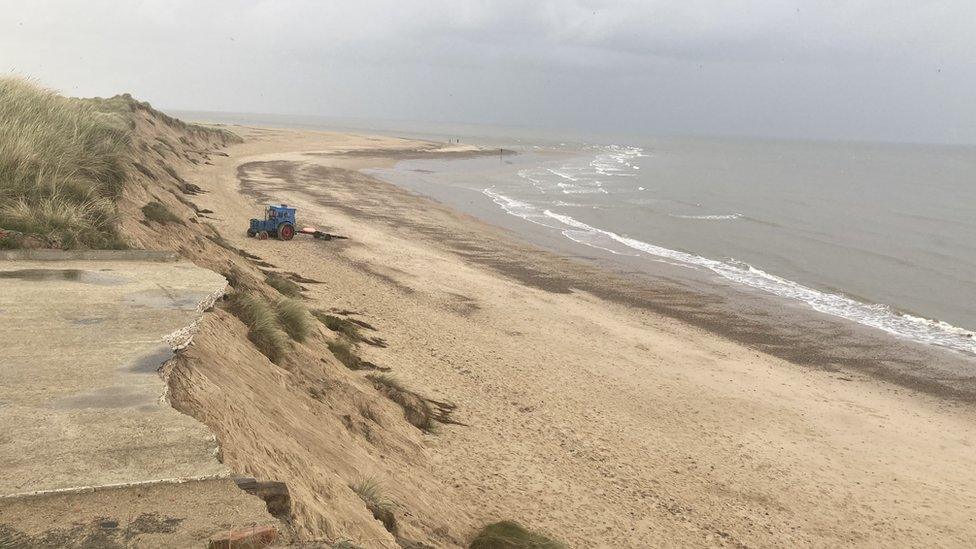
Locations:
1;1;973;143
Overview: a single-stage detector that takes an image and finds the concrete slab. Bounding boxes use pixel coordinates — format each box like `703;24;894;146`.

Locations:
0;256;228;495
0;478;275;548
0;249;179;262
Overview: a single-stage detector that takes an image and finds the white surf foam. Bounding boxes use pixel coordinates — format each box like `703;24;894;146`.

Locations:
482;188;565;230
518;145;646;196
482;187;976;355
589;145;645;178
547;168;579;181
669;213;743;220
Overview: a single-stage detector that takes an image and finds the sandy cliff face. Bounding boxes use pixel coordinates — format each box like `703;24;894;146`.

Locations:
165;309;463;545
115;103;472;548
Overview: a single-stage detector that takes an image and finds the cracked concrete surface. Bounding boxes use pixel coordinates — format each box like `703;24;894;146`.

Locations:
0;254;229;495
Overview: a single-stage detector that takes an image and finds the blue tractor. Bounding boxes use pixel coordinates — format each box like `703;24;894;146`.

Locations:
247;204;297;240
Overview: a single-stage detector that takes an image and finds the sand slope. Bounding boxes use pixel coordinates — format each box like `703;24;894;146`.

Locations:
182;125;976;548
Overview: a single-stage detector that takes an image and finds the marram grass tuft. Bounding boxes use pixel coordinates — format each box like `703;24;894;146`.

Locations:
0;77;131;248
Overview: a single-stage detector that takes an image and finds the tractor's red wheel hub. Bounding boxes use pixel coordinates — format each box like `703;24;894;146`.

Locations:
279;224;295;240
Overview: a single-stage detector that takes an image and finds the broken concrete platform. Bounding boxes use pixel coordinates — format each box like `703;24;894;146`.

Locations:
0;251;276;547
0;478;272;548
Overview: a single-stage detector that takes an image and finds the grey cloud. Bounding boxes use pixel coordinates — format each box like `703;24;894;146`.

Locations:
0;0;972;143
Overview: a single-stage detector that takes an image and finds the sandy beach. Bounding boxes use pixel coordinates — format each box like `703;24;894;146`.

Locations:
180;125;976;548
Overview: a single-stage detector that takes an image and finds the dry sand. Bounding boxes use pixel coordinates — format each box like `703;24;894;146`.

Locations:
186;125;976;548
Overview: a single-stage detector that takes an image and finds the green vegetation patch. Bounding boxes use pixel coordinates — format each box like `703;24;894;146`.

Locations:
313;310;387;347
141;201;182;224
366;374;462;432
0;78;240;249
98;92;242;144
265;272;302;297
313;311;362;339
366;374;436;432
469;521;564;549
350;477;396;535
0;233;19;249
273;297;312;342
0;78;130;248
327;339;367;370
226;292;290;363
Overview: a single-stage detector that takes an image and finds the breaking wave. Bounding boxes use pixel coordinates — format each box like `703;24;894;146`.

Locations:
516;144;644;195
482;188;976;355
669;213;743;220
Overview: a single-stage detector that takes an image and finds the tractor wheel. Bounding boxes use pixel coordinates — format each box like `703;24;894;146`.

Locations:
247;229;256;237
278;223;295;241
257;231;269;240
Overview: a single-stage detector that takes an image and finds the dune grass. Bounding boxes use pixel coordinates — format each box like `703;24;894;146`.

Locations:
350;477;396;534
0;78;239;249
350;477;393;513
0;77;131;248
366;374;436;432
227;292;314;361
141;201;182;224
110;92;242;144
469;521;564;549
221;265;245;289
227;292;290;363
327;339;366;370
313;311;363;339
0;233;20;249
366;373;461;432
265;272;303;297
313;310;387;347
273;297;312;342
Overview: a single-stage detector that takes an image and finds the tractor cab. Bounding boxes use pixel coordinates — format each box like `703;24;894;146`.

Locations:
247;204;297;240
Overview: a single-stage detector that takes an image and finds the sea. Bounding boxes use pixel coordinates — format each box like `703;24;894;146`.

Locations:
177;111;976;356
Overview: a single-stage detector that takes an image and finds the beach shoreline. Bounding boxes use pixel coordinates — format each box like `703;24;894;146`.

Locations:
242;132;976;402
185;123;976;547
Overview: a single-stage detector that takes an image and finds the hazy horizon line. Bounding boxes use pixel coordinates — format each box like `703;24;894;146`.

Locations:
167;106;976;149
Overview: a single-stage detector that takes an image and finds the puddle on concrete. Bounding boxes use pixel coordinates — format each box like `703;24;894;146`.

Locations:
0;269;127;285
49;346;173;409
72;317;107;326
128;345;174;374
63;311;117;325
123;289;211;310
53;385;152;409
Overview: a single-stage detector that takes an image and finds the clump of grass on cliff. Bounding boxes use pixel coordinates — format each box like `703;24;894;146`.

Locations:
0;77;130;248
265;272;303;297
273;297;312;342
469;521;564;549
141;201;182;224
313;310;387;347
367;374;462;432
227;292;290;363
314;311;362;339
367;374;436;431
350;477;397;535
327;339;367;370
